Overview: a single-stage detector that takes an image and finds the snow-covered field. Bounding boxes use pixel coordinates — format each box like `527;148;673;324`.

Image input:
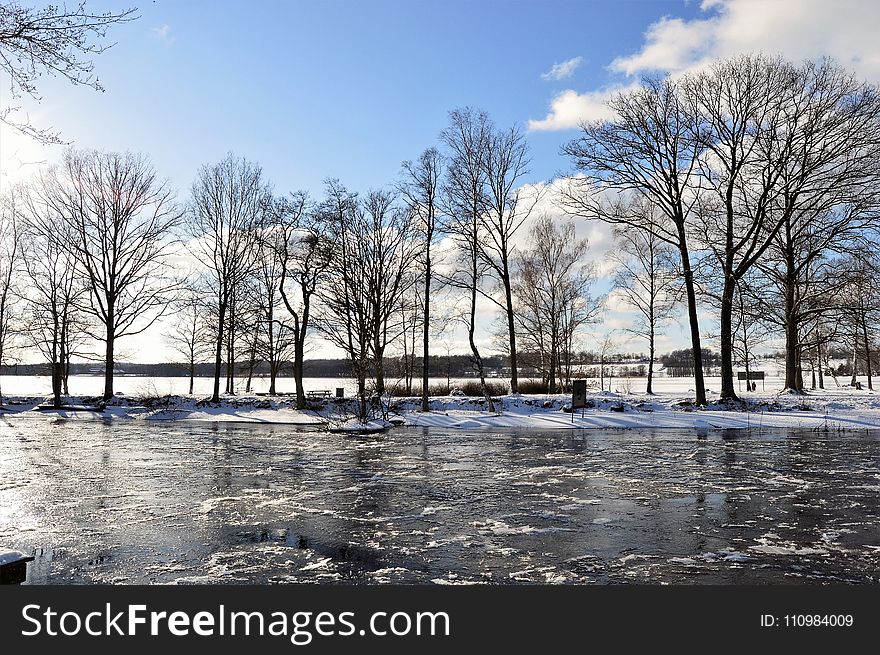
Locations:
1;374;879;431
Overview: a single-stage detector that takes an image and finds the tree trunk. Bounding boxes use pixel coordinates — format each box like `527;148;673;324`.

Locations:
719;276;737;402
211;300;226;403
647;321;655;395
850;340;858;386
357;374;367;421
817;340;825;389
679;240;707;405
863;311;873;391
293;337;306;409
421;253;430;412
502;266;518;394
468;261;495;413
63;353;70;395
374;325;386;396
245;334;258;393
51;335;62;408
103;332;115;400
267;306;276;395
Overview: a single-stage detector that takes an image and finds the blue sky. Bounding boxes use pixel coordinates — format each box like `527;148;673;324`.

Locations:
1;0;702;195
3;0;879;363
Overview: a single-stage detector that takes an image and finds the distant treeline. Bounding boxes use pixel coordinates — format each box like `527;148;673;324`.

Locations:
0;355;509;378
0;351;682;378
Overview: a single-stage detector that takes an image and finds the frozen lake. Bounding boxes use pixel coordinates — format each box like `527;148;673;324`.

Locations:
1;416;878;584
0;372;801;399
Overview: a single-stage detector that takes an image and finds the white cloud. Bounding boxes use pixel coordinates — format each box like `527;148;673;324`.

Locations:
540;56;584;81
528;87;629;131
610;0;880;81
531;0;880;132
609;16;714;76
151;24;175;45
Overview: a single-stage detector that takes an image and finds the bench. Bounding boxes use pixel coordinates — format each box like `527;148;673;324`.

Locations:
306;390;331;399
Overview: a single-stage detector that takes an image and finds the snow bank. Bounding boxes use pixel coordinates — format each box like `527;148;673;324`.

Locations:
328;418;392;434
2;384;880;431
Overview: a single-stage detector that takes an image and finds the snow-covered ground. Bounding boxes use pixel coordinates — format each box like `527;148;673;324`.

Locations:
1;373;879;431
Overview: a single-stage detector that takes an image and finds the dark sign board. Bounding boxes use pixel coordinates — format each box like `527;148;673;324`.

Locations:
736;371;765;380
572;379;587;409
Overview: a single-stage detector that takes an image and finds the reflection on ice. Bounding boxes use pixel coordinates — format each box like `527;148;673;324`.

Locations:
1;417;879;584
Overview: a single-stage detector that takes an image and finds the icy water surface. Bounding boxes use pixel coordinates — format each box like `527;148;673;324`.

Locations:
1;416;879;584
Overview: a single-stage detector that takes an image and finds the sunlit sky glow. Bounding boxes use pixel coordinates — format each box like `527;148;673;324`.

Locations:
2;0;879;363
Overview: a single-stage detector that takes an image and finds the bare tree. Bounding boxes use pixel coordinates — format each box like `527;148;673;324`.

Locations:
0;190;22;403
253;217;296;395
274;191;330;409
479;122;536;394
17;182;86;407
511;214;597;393
841;252;880;390
561;77;709;405
40;149;181;400
187;153;267;403
0;1;137;143
315;180;374;420
165;284;211;395
609;198;681;394
441;107;496;411
362;188;419;395
750;60;880;393
399;147;443;411
685;54;877;401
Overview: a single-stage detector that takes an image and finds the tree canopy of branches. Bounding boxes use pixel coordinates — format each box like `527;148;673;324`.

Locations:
511;214;597;393
563;53;880;402
610;198;681;394
441;107;496;411
40;148;181;399
187;153;268;403
399;146;443;412
272;191;330;408
0;191;21;403
0;1;137;143
18;181;86;406
560;76;709;404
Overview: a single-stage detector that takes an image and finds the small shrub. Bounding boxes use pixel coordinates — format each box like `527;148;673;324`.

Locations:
459;380;508;397
427;383;452;396
517;379;574;393
518;379;549;394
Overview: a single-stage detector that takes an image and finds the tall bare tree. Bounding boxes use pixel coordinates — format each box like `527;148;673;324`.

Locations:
187;153;267;403
253;217;296;395
274;191;330;409
399;147;443;412
18;182;86;406
0;1;136;143
165;284;211;395
0;190;22;403
511;215;597;393
480;123;536;394
41;149;181;399
362;188;419;395
609;199;681;394
315;180;374;420
561;77;709;405
752;60;880;392
441;107;496;411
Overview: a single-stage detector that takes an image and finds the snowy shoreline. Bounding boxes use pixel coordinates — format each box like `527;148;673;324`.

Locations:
2;387;879;432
